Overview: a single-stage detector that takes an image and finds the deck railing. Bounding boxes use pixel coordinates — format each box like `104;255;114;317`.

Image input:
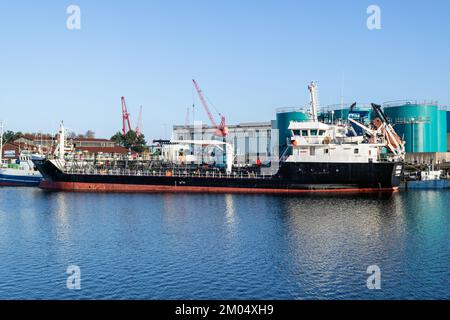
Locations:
62;166;272;179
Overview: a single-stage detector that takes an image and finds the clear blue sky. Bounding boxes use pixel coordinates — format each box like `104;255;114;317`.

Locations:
0;0;449;139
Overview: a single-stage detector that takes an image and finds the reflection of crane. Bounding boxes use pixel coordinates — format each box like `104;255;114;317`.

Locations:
136;105;143;137
121;97;132;135
192;79;228;137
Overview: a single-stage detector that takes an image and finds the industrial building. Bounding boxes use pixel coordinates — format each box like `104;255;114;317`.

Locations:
172;122;276;165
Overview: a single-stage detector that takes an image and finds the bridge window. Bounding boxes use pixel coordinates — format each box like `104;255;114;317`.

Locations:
301;130;308;136
292;130;301;136
319;130;326;136
310;130;318;136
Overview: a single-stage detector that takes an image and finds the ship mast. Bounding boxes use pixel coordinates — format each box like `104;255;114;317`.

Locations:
308;81;319;122
58;121;65;160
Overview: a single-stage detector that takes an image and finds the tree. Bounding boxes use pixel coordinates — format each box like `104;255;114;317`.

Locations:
111;130;147;153
85;130;95;139
1;130;23;143
67;131;78;139
111;132;124;145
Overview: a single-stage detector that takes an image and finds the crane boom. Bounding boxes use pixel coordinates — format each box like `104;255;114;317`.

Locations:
121;96;132;135
192;79;228;137
192;79;217;127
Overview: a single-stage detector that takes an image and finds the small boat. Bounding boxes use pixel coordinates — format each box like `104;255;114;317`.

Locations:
0;122;43;187
0;154;43;187
404;169;450;189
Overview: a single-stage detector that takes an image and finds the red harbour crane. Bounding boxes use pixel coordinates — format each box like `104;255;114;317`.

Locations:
192;79;228;137
121;96;132;135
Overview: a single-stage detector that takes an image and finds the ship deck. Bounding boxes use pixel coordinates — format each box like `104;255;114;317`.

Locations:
62;167;274;180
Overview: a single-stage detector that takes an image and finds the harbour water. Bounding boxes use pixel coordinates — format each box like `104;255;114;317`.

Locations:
0;188;449;300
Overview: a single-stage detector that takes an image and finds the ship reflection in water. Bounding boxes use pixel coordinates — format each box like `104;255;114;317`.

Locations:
0;188;448;299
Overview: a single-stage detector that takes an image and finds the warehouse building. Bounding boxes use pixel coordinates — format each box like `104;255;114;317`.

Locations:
172;122;277;165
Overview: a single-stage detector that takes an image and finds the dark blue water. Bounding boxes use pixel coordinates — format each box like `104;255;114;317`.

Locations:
0;188;449;299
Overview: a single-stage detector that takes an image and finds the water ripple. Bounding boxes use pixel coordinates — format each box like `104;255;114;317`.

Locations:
0;189;449;299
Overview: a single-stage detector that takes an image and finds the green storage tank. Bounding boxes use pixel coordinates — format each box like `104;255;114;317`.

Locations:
438;109;447;151
383;101;447;153
276;108;310;155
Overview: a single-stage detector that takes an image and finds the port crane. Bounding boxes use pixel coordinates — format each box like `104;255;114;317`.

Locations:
192;79;228;137
121;97;143;138
121;96;132;135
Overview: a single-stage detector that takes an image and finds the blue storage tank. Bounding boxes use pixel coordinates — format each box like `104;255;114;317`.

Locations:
383;101;447;153
276;108;310;154
321;104;373;135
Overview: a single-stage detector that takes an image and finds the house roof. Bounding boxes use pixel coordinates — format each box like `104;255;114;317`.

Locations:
20;134;55;141
1;142;20;150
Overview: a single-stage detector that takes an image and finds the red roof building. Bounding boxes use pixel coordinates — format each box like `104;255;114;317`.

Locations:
1;142;20;159
11;134;126;156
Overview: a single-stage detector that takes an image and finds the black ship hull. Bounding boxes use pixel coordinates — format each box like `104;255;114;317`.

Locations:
33;159;403;194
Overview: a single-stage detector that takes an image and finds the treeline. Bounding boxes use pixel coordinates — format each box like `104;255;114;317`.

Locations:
1;131;23;143
1;130;97;144
67;130;96;139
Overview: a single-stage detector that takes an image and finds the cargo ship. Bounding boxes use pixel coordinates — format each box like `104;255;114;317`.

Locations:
33;83;405;193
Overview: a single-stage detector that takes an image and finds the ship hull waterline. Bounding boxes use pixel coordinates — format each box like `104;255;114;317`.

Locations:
39;181;399;194
34;159;403;194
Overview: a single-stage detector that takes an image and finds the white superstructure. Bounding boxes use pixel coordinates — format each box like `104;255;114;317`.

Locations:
286;82;405;164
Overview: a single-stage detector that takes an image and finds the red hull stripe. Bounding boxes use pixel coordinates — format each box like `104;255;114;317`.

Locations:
39;181;398;194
